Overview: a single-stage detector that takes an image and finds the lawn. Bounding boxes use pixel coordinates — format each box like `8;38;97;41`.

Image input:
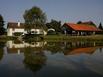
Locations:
43;35;103;42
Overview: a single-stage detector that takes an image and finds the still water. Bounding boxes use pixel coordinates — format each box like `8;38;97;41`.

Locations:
0;41;103;77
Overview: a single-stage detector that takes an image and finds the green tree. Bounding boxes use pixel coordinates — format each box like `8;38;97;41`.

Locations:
23;6;47;33
46;19;62;34
77;21;96;27
0;14;5;35
98;22;103;30
77;21;82;24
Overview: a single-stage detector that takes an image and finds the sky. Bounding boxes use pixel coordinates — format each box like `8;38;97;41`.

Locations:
0;0;103;27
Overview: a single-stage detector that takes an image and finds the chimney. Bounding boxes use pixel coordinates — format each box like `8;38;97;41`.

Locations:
18;22;20;27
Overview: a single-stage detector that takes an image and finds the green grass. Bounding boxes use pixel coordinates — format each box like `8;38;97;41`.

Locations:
0;35;17;42
43;35;103;42
0;34;103;42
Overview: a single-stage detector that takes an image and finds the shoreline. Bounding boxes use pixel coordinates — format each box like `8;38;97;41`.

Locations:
0;35;103;42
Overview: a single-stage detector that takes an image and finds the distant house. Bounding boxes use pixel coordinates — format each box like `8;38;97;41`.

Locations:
62;23;102;35
7;22;47;36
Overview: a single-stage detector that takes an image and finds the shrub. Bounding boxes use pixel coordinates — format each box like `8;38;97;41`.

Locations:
47;30;56;35
13;32;23;36
22;34;44;43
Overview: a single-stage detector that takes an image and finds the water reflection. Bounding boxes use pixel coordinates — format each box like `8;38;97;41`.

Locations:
6;40;103;55
0;42;5;61
23;47;47;72
6;41;47;54
2;40;103;77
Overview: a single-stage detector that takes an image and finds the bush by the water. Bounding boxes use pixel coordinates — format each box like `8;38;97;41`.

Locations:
22;34;44;43
47;30;56;35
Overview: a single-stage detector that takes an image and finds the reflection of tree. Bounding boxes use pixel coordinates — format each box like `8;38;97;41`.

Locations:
0;42;5;61
23;47;46;72
0;48;3;61
44;42;63;54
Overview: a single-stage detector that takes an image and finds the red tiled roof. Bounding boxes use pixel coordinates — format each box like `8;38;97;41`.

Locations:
64;23;101;31
7;22;25;29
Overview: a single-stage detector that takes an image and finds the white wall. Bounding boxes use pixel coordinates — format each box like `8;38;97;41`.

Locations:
7;28;47;36
7;28;25;36
7;28;13;36
31;29;43;34
13;29;25;33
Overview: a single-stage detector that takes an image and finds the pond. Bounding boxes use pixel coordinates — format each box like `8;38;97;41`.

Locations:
0;41;103;77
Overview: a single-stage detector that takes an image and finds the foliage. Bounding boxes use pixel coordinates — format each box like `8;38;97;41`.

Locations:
0;36;17;42
47;30;56;35
98;22;103;30
44;42;63;54
77;21;96;27
46;19;62;34
22;34;44;42
77;21;82;24
0;14;5;35
13;32;23;36
23;6;47;33
88;22;96;26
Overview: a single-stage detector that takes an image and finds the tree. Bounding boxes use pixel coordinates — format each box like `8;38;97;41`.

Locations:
46;19;62;34
98;22;103;30
77;21;82;24
0;14;5;35
23;6;47;33
77;21;96;27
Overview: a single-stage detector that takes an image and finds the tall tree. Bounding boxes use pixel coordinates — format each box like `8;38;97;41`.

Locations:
98;22;103;30
23;6;47;33
0;14;5;35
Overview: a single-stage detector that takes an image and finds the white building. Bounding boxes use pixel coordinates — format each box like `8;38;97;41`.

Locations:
7;22;47;36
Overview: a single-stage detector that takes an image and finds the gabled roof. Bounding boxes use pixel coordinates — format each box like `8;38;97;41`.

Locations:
64;23;101;31
7;22;25;29
7;22;45;29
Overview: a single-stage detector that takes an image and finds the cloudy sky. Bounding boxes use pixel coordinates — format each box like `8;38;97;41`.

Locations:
0;0;103;26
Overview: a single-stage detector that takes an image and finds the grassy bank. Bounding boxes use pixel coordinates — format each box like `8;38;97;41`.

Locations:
0;35;103;42
0;35;17;42
43;35;103;42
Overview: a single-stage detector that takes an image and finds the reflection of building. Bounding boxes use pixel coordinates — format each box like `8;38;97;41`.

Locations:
6;41;47;54
64;47;98;55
